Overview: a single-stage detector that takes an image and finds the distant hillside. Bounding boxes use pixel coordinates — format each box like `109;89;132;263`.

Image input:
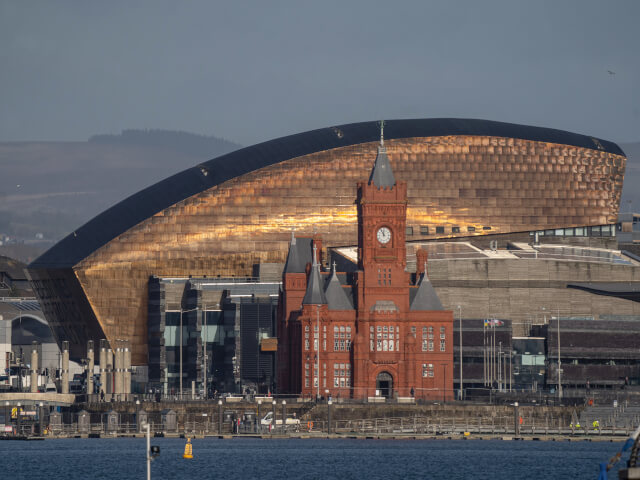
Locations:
89;129;241;158
620;142;640;213
0;130;242;248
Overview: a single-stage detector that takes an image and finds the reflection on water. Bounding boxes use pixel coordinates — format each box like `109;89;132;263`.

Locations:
2;437;625;480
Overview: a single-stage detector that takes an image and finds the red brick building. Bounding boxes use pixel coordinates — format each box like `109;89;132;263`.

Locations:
278;133;454;400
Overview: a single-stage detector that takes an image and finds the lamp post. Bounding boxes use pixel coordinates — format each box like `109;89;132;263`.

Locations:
327;400;332;434
39;402;44;436
272;400;276;433
316;305;320;400
4;401;8;432
441;364;446;403
281;400;286;433
257;400;262;433
457;305;462;401
16;402;21;435
557;309;563;401
218;399;223;434
202;304;207;399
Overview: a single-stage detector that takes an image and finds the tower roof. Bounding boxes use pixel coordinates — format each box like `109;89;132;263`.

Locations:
410;266;444;311
368;120;396;188
324;262;353;310
284;232;309;273
302;245;327;305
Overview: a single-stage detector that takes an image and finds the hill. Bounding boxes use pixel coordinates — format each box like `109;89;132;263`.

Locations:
0;130;242;260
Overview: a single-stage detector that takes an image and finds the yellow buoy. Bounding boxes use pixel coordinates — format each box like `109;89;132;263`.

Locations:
183;438;193;459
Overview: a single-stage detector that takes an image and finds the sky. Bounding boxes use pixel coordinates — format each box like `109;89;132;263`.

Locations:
1;0;639;146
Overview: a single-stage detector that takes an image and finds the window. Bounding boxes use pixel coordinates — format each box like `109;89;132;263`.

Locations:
422;363;434;378
440;340;446;352
483;226;492;231
334;325;352;351
421;327;428;351
436;226;445;234
467;226;476;232
440;326;446;339
375;325;397;351
334;363;351;388
406;226;413;236
452;226;460;233
420;226;429;235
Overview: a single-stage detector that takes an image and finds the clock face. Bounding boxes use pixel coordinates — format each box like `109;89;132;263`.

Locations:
376;227;391;244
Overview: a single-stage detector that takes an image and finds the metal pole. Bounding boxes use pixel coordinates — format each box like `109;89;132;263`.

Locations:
282;400;286;433
218;400;223;434
203;305;207;399
257;400;261;433
316;305;320;400
458;306;462;400
146;423;151;480
498;341;502;392
557;310;562;400
327;400;332;434
180;310;183;399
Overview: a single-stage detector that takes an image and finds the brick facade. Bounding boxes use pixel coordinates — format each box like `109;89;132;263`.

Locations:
279;141;454;400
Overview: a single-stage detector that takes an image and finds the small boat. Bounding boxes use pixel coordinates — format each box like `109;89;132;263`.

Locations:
183;438;193;459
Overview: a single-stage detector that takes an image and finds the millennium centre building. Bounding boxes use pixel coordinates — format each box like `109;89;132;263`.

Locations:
27;118;628;368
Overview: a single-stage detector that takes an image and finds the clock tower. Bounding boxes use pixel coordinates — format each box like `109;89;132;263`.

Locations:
356;122;410;313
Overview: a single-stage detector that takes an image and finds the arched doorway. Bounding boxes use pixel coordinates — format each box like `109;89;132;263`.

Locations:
376;371;393;398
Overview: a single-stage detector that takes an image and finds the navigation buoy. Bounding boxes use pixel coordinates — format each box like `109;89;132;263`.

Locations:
183;438;193;459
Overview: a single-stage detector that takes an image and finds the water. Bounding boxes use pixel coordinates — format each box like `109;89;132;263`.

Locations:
1;437;628;479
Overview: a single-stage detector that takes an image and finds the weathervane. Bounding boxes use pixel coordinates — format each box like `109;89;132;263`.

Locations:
379;120;385;147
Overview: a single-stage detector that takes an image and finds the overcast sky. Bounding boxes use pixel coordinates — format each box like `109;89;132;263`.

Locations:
1;1;638;146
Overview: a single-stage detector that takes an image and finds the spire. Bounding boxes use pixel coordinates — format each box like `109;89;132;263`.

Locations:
410;264;443;311
324;262;353;310
302;244;327;305
368;120;396;188
284;230;305;273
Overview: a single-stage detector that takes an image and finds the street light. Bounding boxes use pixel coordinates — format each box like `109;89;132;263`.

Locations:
457;305;463;401
557;308;563;401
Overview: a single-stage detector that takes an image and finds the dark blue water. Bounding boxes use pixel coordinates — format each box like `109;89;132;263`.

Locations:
1;437;627;479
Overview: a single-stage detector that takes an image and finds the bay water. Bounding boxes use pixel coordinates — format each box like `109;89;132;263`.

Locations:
1;437;627;479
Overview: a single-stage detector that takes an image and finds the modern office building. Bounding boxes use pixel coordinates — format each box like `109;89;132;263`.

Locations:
147;275;279;396
26;118;626;368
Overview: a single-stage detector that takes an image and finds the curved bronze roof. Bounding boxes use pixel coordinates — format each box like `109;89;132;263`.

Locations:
30;118;625;269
